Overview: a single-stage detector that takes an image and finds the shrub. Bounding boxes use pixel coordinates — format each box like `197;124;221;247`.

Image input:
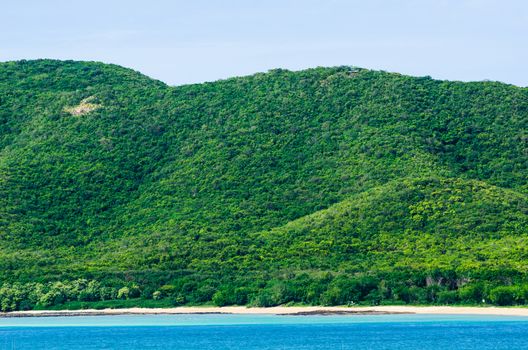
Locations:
488;286;518;306
117;287;130;300
458;283;486;304
437;290;458;304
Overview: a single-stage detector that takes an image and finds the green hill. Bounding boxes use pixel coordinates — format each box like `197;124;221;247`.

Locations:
0;59;527;310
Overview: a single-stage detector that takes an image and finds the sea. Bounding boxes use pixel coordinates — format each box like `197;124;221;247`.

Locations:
1;313;528;349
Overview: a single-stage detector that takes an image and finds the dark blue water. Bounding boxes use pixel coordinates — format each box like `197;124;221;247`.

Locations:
1;314;528;349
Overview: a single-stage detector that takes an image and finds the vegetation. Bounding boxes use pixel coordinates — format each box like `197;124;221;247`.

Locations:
0;59;527;310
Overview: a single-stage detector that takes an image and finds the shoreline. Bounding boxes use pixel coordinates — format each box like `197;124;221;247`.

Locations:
2;305;528;318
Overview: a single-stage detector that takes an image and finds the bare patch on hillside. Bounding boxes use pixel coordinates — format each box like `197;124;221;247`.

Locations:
64;97;101;116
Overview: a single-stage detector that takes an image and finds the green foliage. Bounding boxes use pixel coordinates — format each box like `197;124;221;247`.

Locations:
152;291;162;300
0;279;121;311
0;60;527;310
488;286;522;306
437;291;459;305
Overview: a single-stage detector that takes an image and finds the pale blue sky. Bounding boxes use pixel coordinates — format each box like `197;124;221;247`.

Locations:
1;0;527;86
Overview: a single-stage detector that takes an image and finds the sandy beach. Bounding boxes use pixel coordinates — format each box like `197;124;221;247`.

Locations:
2;305;528;318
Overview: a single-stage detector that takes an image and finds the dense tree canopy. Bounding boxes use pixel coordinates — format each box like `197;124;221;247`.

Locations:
0;59;527;310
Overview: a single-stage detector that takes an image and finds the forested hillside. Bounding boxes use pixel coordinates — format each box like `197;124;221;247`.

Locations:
0;59;527;311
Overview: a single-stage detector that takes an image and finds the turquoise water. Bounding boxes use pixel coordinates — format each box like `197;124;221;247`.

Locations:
1;314;528;349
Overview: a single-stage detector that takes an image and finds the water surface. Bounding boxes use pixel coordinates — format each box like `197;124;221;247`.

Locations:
1;314;527;349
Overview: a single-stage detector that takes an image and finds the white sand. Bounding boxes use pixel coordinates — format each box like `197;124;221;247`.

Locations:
4;305;528;317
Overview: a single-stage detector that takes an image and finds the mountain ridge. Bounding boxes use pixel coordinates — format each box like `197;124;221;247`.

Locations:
0;59;527;310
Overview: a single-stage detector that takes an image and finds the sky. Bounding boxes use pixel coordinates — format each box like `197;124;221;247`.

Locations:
1;0;527;86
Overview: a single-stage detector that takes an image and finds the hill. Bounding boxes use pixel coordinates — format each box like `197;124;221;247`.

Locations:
0;59;527;310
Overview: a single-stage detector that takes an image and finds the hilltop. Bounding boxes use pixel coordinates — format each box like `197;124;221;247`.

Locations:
0;59;527;310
